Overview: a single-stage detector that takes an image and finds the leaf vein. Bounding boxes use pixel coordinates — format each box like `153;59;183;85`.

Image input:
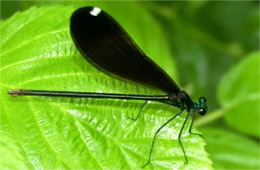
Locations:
1;28;69;57
28;98;70;168
17;72;87;86
0;50;72;72
1;98;35;169
74;120;103;168
1;8;50;45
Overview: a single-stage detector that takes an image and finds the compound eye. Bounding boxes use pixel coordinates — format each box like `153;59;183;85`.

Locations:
198;108;206;116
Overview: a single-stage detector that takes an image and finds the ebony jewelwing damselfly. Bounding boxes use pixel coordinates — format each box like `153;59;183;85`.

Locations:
9;6;208;168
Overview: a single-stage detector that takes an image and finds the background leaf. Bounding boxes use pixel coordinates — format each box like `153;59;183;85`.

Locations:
201;127;260;169
0;4;211;169
218;52;259;137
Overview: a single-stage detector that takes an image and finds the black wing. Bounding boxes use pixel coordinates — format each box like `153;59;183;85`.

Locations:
70;7;180;94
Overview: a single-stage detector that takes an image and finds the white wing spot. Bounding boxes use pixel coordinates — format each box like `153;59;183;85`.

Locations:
90;7;101;16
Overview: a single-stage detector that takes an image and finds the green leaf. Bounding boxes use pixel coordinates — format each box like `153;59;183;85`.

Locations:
0;131;29;169
0;5;211;169
218;52;259;137
200;127;260;169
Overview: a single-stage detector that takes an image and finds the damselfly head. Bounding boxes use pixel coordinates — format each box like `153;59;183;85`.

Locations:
198;97;207;115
